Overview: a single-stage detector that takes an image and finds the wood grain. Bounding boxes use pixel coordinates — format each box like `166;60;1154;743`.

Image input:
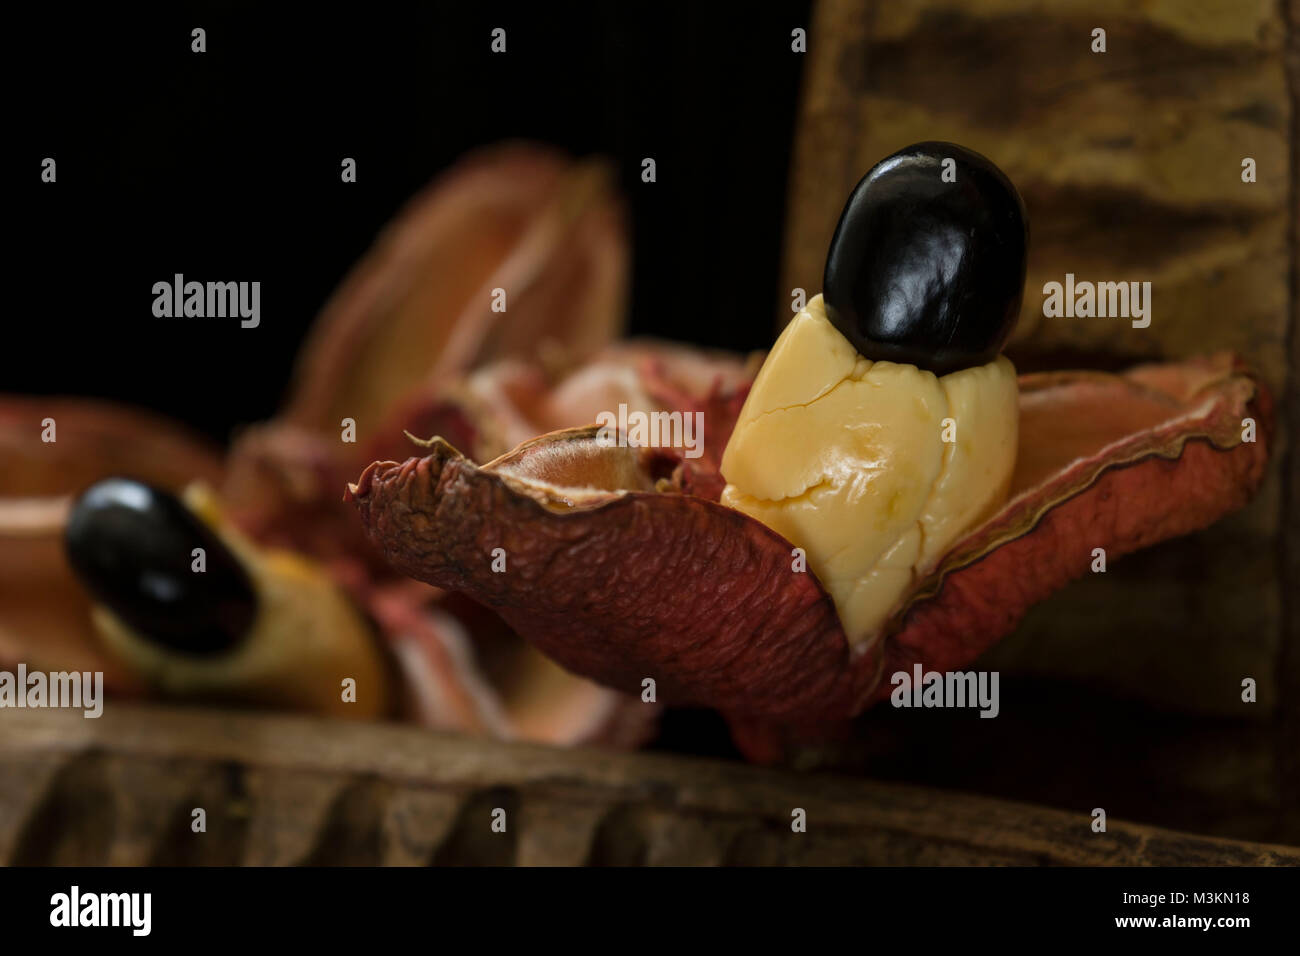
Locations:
1278;0;1300;848
783;0;1297;839
0;704;1295;866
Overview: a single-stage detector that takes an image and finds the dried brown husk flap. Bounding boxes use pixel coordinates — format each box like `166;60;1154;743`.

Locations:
351;352;1272;723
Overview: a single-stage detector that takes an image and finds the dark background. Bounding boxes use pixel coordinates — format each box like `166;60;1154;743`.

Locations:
9;2;810;443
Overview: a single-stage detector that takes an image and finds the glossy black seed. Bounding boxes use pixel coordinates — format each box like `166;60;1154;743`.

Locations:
823;141;1028;375
64;478;257;656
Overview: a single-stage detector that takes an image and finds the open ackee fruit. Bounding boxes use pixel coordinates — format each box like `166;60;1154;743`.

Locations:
348;143;1274;754
0;145;659;751
64;477;393;718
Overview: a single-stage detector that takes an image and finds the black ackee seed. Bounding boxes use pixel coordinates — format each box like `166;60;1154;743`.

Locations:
64;478;257;656
823;142;1029;375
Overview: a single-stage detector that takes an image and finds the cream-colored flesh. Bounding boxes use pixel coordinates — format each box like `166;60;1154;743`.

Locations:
720;295;1018;646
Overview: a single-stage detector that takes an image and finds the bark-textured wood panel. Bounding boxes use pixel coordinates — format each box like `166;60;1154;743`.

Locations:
1278;0;1300;859
0;704;1295;866
783;0;1297;838
785;0;1290;387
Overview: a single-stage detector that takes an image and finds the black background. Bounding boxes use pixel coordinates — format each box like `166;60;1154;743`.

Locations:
10;2;810;443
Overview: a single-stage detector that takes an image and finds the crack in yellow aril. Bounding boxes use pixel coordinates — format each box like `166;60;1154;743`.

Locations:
720;295;1018;646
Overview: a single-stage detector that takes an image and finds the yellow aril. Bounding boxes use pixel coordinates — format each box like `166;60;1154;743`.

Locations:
720;295;1018;646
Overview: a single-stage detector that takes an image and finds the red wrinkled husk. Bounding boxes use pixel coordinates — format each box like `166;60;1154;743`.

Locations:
350;352;1273;740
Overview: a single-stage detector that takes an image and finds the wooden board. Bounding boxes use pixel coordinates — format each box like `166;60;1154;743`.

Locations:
0;704;1295;866
783;0;1299;840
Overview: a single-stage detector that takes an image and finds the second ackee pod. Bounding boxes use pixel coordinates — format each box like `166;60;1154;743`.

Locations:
65;478;394;717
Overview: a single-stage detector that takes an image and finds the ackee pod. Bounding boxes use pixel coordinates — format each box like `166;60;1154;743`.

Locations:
64;477;257;655
823;141;1028;375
